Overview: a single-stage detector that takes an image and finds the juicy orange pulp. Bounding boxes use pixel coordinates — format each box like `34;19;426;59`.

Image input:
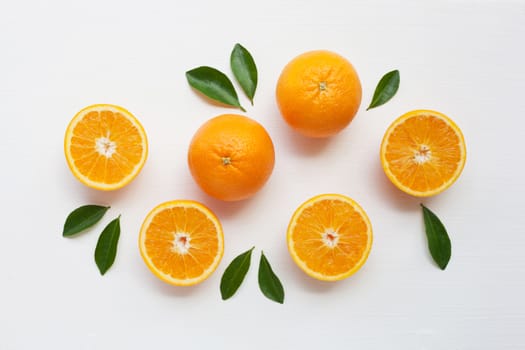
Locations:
287;194;373;281
380;110;466;197
139;200;224;286
64;104;148;191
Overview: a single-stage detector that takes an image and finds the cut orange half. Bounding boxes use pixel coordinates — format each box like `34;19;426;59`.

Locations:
287;194;373;282
380;109;466;197
139;200;224;286
64;104;148;191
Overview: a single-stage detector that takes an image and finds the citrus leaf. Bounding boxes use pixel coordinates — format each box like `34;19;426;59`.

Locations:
421;204;451;270
186;66;246;112
220;247;254;300
230;43;258;105
62;205;110;237
258;251;284;304
367;69;400;110
94;215;121;275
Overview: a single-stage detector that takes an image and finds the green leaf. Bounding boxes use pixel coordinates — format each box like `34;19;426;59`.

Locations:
186;66;246;112
220;247;254;300
63;205;110;237
230;43;258;105
367;69;400;110
421;204;452;270
258;251;284;304
94;215;121;275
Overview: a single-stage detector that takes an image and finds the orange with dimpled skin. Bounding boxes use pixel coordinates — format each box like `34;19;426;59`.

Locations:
276;50;362;138
188;114;275;201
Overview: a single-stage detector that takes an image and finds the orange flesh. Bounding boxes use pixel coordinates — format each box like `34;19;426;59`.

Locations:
143;206;220;280
384;114;462;193
290;199;369;277
69;110;144;185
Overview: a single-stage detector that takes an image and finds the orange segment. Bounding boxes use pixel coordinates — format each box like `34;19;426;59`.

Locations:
64;104;148;191
139;200;224;286
380;110;466;197
287;194;373;281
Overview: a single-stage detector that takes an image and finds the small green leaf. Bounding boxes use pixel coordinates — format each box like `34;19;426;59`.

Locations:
367;69;400;110
220;247;254;300
421;204;451;270
94;215;121;275
258;251;284;304
63;205;110;237
186;66;246;112
230;43;258;105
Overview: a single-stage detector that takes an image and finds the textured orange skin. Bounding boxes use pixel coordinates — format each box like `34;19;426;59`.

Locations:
276;50;362;138
188;114;275;201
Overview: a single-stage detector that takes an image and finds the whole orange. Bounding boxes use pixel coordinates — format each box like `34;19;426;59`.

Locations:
188;114;275;201
276;50;362;138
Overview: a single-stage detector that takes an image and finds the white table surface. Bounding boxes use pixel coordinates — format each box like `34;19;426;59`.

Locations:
1;0;524;349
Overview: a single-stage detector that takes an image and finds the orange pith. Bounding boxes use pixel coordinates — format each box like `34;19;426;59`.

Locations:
276;50;362;138
380;110;466;197
64;104;148;191
139;200;224;286
287;194;373;281
188;114;275;201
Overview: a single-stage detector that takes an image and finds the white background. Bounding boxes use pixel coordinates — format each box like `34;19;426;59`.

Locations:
1;0;524;349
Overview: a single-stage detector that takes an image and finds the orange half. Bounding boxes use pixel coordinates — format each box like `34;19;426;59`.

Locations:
139;200;224;286
380;109;466;197
287;194;373;281
64;104;148;191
